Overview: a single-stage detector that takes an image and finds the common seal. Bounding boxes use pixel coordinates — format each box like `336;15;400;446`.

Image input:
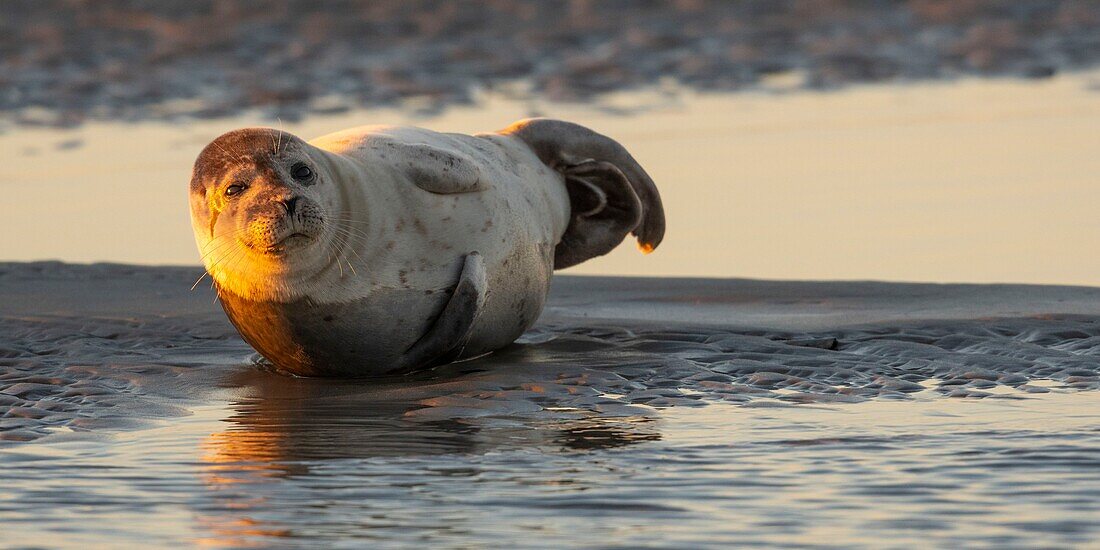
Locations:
189;118;664;376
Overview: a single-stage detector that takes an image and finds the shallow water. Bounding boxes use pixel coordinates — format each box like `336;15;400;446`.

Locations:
6;386;1099;548
5;70;1100;285
2;264;1099;548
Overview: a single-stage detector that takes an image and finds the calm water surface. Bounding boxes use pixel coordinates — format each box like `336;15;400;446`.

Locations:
3;372;1098;548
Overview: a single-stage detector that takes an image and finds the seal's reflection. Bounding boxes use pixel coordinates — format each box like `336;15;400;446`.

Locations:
196;351;661;546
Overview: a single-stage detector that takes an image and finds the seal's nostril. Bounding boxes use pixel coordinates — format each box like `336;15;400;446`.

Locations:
281;196;300;216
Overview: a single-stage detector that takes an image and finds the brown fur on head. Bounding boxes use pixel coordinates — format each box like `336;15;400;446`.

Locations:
189;128;340;300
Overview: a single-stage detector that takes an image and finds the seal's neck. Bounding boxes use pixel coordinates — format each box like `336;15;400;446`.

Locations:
283;148;403;301
312;147;402;259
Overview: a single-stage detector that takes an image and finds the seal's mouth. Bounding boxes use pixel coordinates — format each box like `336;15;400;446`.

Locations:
247;232;313;256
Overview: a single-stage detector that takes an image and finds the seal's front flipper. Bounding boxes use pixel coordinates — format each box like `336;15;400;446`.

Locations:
397;252;487;372
389;141;484;194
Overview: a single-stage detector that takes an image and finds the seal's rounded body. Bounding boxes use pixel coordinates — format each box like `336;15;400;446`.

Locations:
190;119;663;376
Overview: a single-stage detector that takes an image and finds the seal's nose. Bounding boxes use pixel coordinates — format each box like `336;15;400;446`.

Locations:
279;196;300;216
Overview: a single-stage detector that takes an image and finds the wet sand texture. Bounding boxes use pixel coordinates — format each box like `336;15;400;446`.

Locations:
5;0;1100;126
2;262;1099;443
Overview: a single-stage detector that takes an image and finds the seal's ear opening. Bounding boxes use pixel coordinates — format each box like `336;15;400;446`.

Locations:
555;161;643;269
501;118;665;269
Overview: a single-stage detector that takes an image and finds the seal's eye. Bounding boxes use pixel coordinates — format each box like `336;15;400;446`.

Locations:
291;163;313;183
225;184;246;197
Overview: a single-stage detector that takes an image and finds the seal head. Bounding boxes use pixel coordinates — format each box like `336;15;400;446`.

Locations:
189;128;341;302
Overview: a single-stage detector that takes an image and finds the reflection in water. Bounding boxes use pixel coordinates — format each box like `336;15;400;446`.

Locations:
191;515;292;549
554;419;661;451
195;362;661;547
202;365;663;464
182;312;1100;545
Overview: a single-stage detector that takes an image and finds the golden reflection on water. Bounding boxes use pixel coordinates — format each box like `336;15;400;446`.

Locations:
198;408;297;547
192;515;292;549
5;71;1100;285
199;368;663;463
192;367;662;547
186;381;1100;548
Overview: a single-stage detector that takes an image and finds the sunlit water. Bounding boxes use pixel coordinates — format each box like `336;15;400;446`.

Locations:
4;70;1100;285
2;263;1100;547
6;388;1099;548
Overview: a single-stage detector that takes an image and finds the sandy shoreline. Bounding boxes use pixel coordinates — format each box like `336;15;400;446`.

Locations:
5;261;1100;330
4;261;1099;448
3;262;1099;438
3;262;1100;547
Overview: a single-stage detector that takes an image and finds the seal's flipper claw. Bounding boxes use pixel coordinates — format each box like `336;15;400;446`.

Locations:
398;252;487;372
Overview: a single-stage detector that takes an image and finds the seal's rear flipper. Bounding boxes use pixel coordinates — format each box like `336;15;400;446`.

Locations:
397;252;487;372
555;160;644;269
501;118;665;269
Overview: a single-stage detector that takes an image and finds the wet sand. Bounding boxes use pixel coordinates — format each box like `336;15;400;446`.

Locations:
6;1;1100;127
2;263;1099;546
4;261;1100;442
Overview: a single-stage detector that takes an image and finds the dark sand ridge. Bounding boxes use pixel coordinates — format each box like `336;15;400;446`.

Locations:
2;262;1099;445
7;262;1100;328
5;1;1100;127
